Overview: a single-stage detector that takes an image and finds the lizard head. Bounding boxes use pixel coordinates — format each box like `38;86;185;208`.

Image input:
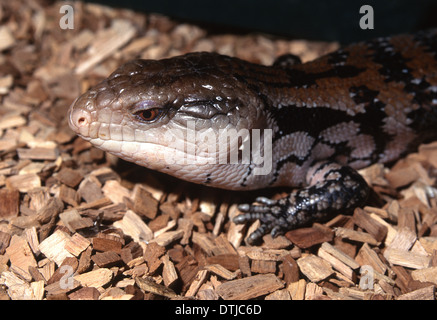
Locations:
68;52;273;189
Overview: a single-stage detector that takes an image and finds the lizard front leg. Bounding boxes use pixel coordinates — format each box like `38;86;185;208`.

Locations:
234;161;370;244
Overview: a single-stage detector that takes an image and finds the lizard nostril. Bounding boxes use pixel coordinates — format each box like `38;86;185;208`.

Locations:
77;116;88;127
68;107;91;133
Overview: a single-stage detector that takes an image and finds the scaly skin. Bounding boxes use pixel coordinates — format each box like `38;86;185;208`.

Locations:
68;29;437;244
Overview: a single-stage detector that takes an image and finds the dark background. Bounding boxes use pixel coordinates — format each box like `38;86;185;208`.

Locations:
88;0;437;43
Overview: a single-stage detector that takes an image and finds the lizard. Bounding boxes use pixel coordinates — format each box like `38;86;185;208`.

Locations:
68;29;437;244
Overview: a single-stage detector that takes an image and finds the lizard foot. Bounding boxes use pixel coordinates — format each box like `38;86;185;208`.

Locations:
234;196;298;245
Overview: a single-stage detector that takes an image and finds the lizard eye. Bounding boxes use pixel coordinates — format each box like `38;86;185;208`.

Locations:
134;108;162;122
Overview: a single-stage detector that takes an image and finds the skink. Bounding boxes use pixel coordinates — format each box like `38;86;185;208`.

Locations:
68;29;437;244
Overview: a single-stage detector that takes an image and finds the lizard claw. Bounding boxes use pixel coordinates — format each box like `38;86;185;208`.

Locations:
234;197;291;244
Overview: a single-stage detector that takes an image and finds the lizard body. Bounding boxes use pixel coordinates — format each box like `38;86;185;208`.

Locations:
68;30;437;244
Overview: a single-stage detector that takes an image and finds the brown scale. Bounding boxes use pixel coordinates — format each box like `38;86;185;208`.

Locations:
390;32;437;84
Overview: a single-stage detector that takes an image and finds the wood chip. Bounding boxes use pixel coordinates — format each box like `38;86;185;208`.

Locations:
77;197;113;211
287;279;306;300
162;254;178;287
363;205;389;219
0;271;34;300
0;231;11;255
77;176;105;203
74;268;113;288
215;274;284;300
281;255;299;285
185;269;208;297
384;248;431;269
38;230;74;266
386;227;417;252
47;257;78;285
265;288;291;300
353;208;387;242
92;237;123;253
204;264;238;280
411;267;437;286
0;114;26;130
335;227;380;246
5;235;37;279
17;147;58;161
398;207;416;232
102;180;130;203
89;167;120;184
318;246;354;281
59;184;80;207
320;242;360;270
113;210;153;243
134;276;178;299
285;226;333;248
77;246;93;274
65;232;91;257
355;243;387;274
305;282;325;300
191;232;216;256
206;254;240;271
419;237;437;255
59;209;93;232
175;254;200;292
68;287;101;300
297;254;334;282
153;219;177;238
92;251;122;268
243;248;289;261
6;173;41;192
36;196;64;225
0;25;15;51
252;257;277;273
397;285;435;300
75;19;137;75
144;242;165;274
30;280;45;300
38;260;56;283
386;164;420;189
56;168;83;188
25;227;40;256
338;287;368;300
238;254;252;277
132;185;159;219
0;188;19;218
152;230;184;246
